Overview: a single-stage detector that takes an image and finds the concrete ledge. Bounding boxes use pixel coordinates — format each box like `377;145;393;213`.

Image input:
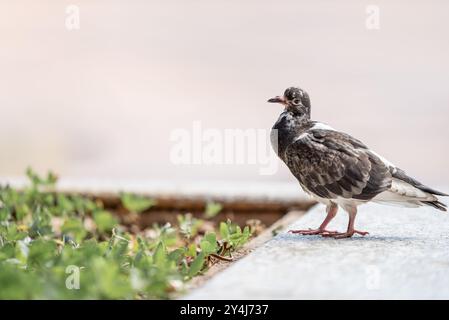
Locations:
0;178;309;203
186;202;449;299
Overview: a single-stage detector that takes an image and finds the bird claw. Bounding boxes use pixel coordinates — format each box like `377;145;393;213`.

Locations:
322;230;370;239
289;228;339;236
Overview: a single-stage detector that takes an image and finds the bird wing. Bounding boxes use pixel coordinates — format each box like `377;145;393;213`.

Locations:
283;129;392;200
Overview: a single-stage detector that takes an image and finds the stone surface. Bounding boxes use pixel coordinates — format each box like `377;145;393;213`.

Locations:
186;202;449;299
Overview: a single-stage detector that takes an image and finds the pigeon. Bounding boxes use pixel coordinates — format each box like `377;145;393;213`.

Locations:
268;87;448;238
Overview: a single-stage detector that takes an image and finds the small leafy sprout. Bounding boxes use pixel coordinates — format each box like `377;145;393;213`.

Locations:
93;210;118;234
219;220;251;254
26;167;58;189
177;214;203;240
120;193;156;213
204;201;223;219
200;232;219;255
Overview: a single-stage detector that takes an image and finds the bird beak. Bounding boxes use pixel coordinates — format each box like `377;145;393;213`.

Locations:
267;96;286;105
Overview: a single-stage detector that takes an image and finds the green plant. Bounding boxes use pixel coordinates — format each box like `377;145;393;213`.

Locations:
204;201;223;219
120;193;156;213
0;169;253;299
219;220;251;252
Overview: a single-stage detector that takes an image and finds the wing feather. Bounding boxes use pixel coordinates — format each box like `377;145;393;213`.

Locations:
283;130;391;200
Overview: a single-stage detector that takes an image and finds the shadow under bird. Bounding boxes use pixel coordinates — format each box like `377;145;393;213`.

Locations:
268;87;448;238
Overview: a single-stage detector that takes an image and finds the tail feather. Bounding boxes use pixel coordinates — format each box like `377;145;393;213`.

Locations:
373;168;448;212
392;168;448;197
418;186;448;197
421;200;447;212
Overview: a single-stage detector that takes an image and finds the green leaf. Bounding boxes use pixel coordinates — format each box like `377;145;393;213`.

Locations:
28;239;57;267
46;171;58;185
61;218;87;242
15;203;31;221
26;167;41;186
29;207;53;237
6;225;27;241
204;201;222;219
204;232;217;245
153;241;167;267
200;232;218;255
188;252;205;277
0;243;16;261
168;248;185;264
219;222;230;240
186;243;197;258
177;214;203;239
120;193;156;213
57;194;75;215
111;239;129;261
90;257;132;299
93;210;118;233
0;263;41;299
26;167;57;188
0;207;11;222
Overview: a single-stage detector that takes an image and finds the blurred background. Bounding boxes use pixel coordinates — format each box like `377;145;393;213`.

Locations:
0;0;448;187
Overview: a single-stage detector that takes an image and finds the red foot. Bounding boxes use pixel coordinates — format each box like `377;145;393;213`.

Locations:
289;228;339;236
322;230;369;239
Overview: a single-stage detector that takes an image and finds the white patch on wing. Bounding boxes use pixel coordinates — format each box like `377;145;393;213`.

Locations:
390;178;436;200
373;178;437;204
311;122;335;131
294;122;335;141
369;150;396;169
294;132;308;141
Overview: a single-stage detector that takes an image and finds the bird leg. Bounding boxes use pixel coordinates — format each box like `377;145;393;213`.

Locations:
289;204;339;235
322;206;369;239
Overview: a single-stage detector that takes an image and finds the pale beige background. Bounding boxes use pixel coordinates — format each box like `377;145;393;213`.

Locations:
0;0;448;185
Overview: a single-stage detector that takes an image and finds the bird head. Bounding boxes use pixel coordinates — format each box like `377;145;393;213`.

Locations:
267;87;311;119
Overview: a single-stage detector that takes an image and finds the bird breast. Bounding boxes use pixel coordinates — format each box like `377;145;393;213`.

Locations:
271;112;302;157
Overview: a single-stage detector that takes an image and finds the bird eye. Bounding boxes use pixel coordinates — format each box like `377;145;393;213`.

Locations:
292;98;301;106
